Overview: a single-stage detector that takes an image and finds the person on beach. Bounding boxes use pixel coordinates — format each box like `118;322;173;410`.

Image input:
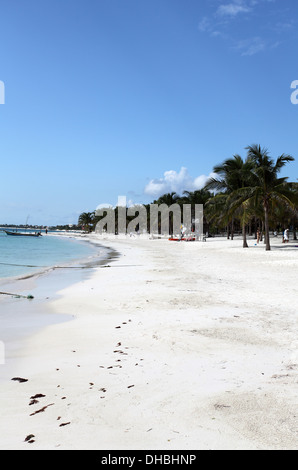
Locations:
283;228;289;243
257;229;260;244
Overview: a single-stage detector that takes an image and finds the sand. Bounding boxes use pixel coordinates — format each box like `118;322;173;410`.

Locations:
0;235;297;450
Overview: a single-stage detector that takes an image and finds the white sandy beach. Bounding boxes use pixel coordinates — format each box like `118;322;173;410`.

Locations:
0;235;297;450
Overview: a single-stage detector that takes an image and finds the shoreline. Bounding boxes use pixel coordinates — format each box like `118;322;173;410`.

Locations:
0;234;118;381
0;235;297;449
0;232;109;285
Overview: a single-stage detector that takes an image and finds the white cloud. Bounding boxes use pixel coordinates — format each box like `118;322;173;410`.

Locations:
144;167;216;198
235;36;266;55
198;16;223;37
217;2;251;17
197;0;287;56
95;202;114;211
198;17;211;33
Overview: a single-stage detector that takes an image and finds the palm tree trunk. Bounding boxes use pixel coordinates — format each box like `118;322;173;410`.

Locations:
260;220;264;242
292;219;297;240
264;203;271;251
242;222;248;248
254;217;257;239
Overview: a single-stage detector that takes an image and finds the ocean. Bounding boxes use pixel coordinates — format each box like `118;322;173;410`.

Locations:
0;231;114;373
0;230;101;280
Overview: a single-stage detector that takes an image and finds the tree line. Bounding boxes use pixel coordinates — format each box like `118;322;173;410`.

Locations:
78;145;298;251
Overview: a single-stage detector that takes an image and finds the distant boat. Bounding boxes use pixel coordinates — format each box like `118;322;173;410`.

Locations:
4;230;42;237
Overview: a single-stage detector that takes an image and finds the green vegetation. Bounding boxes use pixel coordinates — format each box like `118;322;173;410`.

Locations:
78;145;298;250
205;145;297;250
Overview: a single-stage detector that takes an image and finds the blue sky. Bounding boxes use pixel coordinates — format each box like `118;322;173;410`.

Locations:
0;0;297;225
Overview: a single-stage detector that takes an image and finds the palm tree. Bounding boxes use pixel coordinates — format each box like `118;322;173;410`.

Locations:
203;191;230;235
78;211;95;232
245;145;295;250
205;147;296;250
182;189;212;206
205;154;255;247
151;192;180;235
154;192;179;206
181;189;212;233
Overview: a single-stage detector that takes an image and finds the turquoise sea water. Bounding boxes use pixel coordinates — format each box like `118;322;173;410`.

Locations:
0;231;99;280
